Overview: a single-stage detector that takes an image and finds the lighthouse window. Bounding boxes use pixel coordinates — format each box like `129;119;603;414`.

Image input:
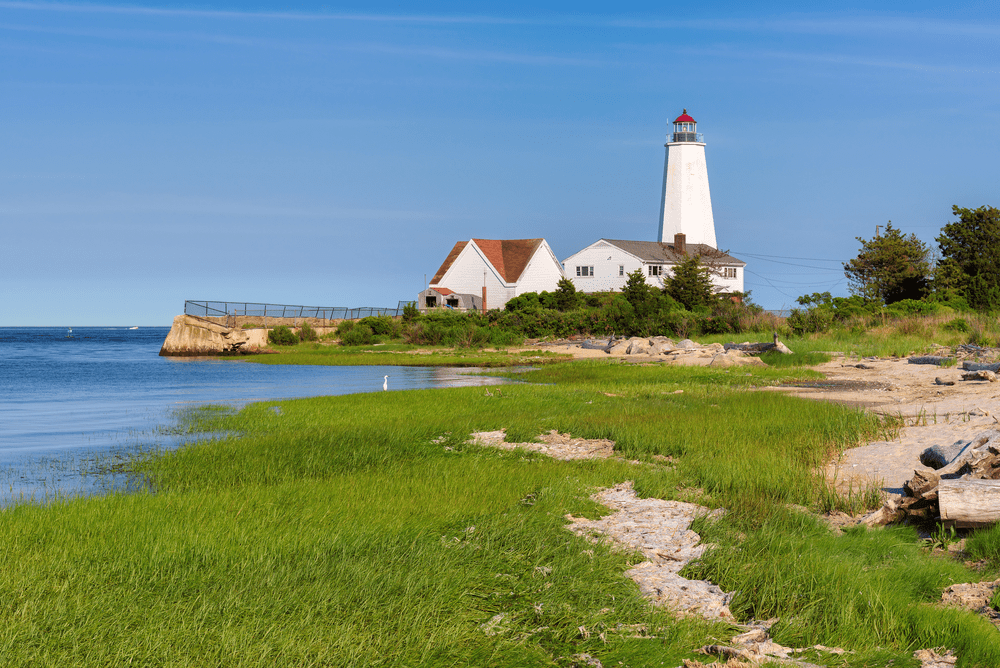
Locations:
576;266;594;277
648;265;663;276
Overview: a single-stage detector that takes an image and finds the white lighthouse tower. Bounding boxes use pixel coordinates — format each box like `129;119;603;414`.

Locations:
657;110;717;248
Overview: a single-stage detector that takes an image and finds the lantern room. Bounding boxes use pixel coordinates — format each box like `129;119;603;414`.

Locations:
671;109;702;143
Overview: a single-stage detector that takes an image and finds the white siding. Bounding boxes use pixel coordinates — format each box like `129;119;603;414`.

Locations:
563;241;645;292
514;242;565;296
563;240;745;294
658;141;717;248
431;239;565;310
433;244;511;310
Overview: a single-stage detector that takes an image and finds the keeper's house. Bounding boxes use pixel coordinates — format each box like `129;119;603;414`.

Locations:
562;234;745;294
418;238;564;312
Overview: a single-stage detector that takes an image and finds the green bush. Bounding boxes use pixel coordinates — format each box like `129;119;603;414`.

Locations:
943;317;971;333
298;321;318;342
402;302;418;323
268;325;299;346
340;323;374;346
357;315;400;339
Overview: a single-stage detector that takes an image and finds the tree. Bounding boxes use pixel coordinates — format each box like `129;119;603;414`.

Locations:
936;205;1000;310
843;222;930;305
621;268;656;320
552;277;580;311
663;255;717;310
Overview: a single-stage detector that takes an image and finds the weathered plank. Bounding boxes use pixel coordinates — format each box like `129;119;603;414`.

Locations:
939;479;1000;528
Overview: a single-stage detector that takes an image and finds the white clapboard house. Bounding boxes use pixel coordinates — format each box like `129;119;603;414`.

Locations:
418;238;565;312
562;234;745;293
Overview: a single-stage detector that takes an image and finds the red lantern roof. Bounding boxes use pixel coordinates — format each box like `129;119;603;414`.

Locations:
673;109;696;124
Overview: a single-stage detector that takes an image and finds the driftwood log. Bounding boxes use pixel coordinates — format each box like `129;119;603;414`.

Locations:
900;430;1000;525
939;480;1000;528
908;356;955;365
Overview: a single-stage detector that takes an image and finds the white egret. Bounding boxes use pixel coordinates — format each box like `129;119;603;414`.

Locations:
383;375;389;391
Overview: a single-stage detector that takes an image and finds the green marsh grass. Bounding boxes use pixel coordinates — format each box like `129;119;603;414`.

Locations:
1;360;998;664
228;342;572;367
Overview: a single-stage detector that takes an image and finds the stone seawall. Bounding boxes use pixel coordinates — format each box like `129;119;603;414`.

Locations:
158;315;338;356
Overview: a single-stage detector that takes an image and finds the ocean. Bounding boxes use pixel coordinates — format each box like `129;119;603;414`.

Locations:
0;327;509;504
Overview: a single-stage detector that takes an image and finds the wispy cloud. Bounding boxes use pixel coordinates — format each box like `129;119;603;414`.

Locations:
0;20;606;67
0;1;525;24
2;2;999;40
675;45;1000;76
0;194;447;219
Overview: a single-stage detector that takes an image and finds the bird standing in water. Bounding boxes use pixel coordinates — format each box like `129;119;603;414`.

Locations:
383;375;389;391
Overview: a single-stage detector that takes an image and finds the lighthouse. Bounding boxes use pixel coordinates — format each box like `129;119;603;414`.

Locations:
657;110;717;249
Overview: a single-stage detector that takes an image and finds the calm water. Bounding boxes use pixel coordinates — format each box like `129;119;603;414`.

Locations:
0;327;510;503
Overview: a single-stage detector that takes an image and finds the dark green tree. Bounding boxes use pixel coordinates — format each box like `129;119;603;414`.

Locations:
663;255;717;310
937;206;1000;310
843;222;930;304
621;268;655;320
552;277;580;311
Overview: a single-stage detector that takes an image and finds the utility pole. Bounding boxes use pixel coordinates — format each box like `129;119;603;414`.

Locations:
875;225;881;238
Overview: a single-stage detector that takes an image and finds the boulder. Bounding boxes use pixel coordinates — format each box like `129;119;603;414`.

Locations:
675;339;699;350
626;337;650;355
606;340;630;355
921;441;973;470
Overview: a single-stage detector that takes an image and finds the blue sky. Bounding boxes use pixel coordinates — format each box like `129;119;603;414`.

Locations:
2;1;998;325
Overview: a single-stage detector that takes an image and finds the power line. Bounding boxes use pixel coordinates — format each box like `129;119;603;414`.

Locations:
732;251;843;263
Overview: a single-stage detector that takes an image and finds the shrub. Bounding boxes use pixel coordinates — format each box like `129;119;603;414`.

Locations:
298;321;318;342
336;320;355;337
268;325;298;346
943;317;971;333
241;323;262;329
357;315;401;339
402;302;419;322
340;323;374;346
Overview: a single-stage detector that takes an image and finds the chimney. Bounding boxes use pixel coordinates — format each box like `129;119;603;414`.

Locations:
674;233;687;256
482;286;488;314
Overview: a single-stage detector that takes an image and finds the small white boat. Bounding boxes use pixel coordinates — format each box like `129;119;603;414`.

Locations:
66;327;73;338
129;326;139;330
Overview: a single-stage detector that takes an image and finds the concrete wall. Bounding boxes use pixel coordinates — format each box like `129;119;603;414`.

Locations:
159;314;341;356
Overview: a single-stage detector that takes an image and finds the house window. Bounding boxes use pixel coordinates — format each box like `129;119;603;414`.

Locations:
446;297;459;307
648;265;663;276
425;295;437;307
724;268;738;279
619;265;624;276
576;266;594;277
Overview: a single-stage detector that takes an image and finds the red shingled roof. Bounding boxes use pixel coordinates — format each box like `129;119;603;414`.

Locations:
471;238;543;282
432;287;454;296
429;238;545;285
430;241;468;285
674;110;696;124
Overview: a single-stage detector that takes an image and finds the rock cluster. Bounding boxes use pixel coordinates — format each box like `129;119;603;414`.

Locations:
603;336;774;368
564;481;734;620
470;429;615;461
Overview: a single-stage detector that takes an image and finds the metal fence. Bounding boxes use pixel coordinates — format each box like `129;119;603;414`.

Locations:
185;301;411;321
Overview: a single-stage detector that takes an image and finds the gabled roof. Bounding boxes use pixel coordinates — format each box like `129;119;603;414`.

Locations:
431;287;454;296
601;239;746;267
471;238;543;282
431;238;546;285
430;241;468;285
